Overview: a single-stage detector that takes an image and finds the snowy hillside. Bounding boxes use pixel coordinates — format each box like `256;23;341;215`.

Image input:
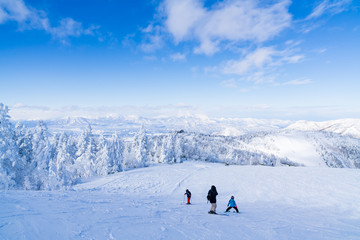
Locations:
286;119;360;138
1;162;360;240
144;130;360;168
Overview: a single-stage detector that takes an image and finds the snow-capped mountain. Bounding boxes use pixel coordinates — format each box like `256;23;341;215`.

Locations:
19;116;292;137
19;116;360;139
286;119;360;138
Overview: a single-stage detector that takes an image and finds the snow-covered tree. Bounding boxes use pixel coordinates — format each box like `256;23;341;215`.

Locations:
0;103;22;189
95;133;111;176
132;128;149;167
14;123;33;188
47;133;61;189
15;123;33;166
74;125;97;177
53;132;77;187
159;133;176;163
29;121;52;190
107;132;123;173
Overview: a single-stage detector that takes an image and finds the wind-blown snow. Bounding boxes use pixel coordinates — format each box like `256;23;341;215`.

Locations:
1;162;359;240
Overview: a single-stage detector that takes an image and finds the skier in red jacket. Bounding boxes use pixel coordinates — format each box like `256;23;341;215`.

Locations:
184;189;191;204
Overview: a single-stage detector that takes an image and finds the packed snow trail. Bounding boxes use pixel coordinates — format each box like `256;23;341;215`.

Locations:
1;162;360;240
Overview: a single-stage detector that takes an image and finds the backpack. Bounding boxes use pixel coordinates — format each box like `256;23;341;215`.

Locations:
207;191;211;201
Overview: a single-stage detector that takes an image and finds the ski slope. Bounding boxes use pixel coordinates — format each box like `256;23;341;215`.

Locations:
1;162;360;240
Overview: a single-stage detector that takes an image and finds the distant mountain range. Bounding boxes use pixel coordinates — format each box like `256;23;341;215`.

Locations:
18;116;360;139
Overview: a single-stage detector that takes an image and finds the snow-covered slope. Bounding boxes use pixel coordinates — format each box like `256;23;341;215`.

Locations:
286;119;360;138
1;162;360;240
143;130;360;168
250;131;324;167
245;130;360;168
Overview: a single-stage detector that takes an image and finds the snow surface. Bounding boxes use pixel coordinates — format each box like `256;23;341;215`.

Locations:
1;162;360;240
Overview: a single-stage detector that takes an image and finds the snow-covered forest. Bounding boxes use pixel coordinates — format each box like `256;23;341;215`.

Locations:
1;103;360;190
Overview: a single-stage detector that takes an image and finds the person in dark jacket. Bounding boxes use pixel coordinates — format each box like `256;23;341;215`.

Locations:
225;196;239;213
184;189;191;204
207;185;218;214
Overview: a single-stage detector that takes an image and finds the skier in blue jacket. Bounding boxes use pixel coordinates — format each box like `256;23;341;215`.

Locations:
225;196;239;213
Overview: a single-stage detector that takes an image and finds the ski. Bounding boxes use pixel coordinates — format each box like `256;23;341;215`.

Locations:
209;211;228;216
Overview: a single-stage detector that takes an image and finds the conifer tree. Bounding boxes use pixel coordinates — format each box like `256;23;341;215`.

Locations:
108;132;124;173
30;121;52;189
133;128;148;167
0;104;20;189
74;125;97;177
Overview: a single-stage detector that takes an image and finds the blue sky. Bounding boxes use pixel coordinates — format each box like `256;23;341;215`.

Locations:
0;0;359;120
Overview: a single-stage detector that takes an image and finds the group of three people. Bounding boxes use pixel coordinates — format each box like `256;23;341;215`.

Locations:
184;185;239;214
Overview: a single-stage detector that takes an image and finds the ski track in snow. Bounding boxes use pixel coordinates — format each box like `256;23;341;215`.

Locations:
1;162;360;240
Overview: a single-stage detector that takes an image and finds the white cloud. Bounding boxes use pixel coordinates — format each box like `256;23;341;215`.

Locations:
306;0;330;19
48;18;95;39
7;102;360;121
0;0;31;23
312;48;327;54
143;55;158;61
164;0;205;43
162;0;292;55
141;24;154;33
281;78;312;86
222;46;304;79
170;52;186;62
8;103;204;121
140;34;163;52
306;0;352;20
140;25;164;52
0;0;98;42
285;40;302;46
220;78;238;88
239;88;250;93
300;0;351;34
223;47;276;75
206;104;360;120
